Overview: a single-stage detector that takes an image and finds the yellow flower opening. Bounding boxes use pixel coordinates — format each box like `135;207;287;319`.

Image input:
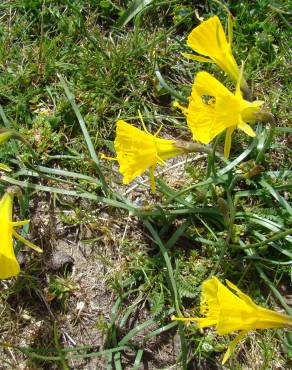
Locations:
0;189;42;280
175;71;263;158
172;276;292;364
103;120;183;188
185;15;248;92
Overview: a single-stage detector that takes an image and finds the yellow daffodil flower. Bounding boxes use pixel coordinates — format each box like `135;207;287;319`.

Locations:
103;120;184;190
185;15;249;95
0;188;42;280
172;276;292;364
175;70;263;158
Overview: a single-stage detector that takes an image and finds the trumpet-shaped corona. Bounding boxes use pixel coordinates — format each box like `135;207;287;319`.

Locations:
185;16;247;91
175;71;263;158
0;190;42;280
104;120;183;186
172;276;292;364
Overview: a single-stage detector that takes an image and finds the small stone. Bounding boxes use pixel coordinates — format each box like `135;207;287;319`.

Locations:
48;251;74;271
79;243;93;257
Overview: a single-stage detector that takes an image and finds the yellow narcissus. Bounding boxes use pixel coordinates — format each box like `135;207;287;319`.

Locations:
175;70;263;158
172;276;292;364
102;120;184;190
185;15;249;94
0;189;42;280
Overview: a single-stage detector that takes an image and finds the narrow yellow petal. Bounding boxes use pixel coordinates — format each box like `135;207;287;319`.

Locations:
171;316;197;322
138;110;149;133
173;101;189;117
224;126;236;159
11;219;30;227
100;154;118;161
225;279;257;307
12;230;43;253
237;120;256;137
171;315;218;328
182;53;213;63
149;166;156;193
0;191;41;279
154;124;163;137
222;331;248;364
228;14;234;45
235;62;245;96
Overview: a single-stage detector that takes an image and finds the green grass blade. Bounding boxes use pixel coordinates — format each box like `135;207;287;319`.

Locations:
274;127;292;133
118;318;155;346
14;166;101;188
166;222;189;249
243;255;292;265
143;321;177;341
236;213;289;236
115;0;153;27
259;179;292;216
155;65;188;103
12;345;130;362
1;175;136;212
243;242;292;316
143;221;188;369
218;139;258;176
58;74;108;192
251;230;292;258
113;351;122;370
132;349;144;370
0;104;19;156
53;323;69;370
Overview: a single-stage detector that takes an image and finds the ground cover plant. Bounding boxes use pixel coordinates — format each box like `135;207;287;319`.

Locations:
0;0;291;369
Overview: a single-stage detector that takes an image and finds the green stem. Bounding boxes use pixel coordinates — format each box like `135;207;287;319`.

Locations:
255;124;275;164
209;191;237;277
58;74;109;193
238;228;292;249
228;174;244;192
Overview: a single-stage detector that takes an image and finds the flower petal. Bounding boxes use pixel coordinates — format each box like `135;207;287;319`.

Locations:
222;330;248;364
224;126;236;159
192;71;231;99
182;53;214;63
237;120;256;137
187;16;240;82
11;219;30;227
0;251;20;279
12;230;43;253
187;16;228;60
